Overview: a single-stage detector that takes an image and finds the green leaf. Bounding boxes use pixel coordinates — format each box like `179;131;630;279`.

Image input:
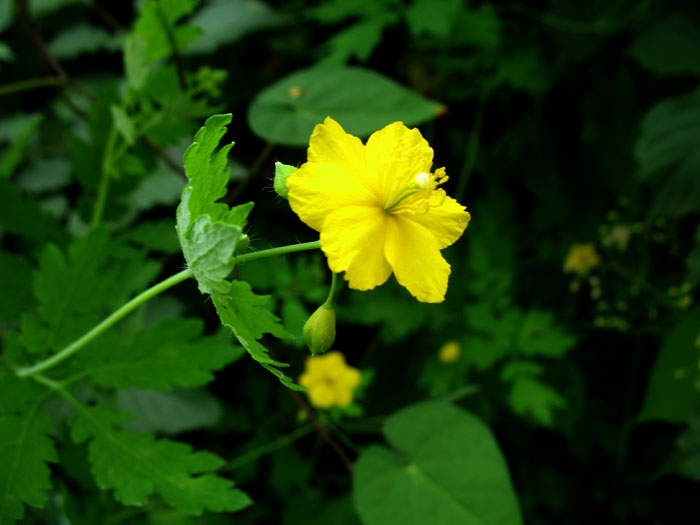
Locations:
124;33;150;91
0;252;34;323
110;105;136;145
630;15;700;77
48;24;122;60
0;114;44;179
0;179;66;245
639;306;700;422
68;402;251;514
133;0;202;61
687;226;700;286
19;229;111;356
186;0;286;55
117;388;223;435
508;377;566;426
674;413;700;481
516;310;576;357
247;66;444;146
318;16;396;64
405;0;460;39
212;280;303;390
636;87;700;217
67;318;242;390
121;219;181;254
0;373;57;523
353;402;522;525
176;114;253;295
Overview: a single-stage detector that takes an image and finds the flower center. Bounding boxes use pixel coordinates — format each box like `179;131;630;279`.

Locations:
384;171;448;213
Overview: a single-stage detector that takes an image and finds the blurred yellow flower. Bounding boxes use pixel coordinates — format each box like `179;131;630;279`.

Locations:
287;117;471;303
564;243;600;276
438;341;461;363
299;351;361;409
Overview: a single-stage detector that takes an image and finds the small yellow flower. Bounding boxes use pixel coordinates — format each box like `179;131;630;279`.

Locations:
287;118;471;303
438;341;461;363
563;243;600;276
299;351;361;409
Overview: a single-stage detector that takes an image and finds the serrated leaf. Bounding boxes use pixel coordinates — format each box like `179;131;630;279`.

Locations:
19;229;111;356
68;402;251;515
318;16;395;64
0;373;57;523
516;310;576;357
0;180;66;246
176;114;254;294
639;306;700;422
508;377;566;426
353;402;522;525
247;66;444;146
134;0;202;61
212;280;304;390
67;318;242;390
0;252;34;323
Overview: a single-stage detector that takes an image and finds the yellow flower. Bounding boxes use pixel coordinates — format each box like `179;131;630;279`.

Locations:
563;243;601;276
287;117;471;303
299;351;361;409
438;340;461;363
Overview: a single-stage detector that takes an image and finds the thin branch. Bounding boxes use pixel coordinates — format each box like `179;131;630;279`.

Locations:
17;0;95;102
0;76;65;96
288;390;354;476
140;134;187;178
88;0;124;31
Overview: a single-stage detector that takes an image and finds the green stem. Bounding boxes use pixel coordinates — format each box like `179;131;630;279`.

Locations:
16;268;194;379
0;76;65;96
235;240;321;264
91;125;118;228
322;272;339;308
223;425;313;471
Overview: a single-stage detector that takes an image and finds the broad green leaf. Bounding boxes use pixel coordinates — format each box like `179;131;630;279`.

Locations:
48;24;122;60
15;158;71;193
354;402;522;525
124;33;150;91
630;15;700;77
186;0;286;55
176;114;253;294
636;87;700;216
67;318;242;390
68;402;251;514
117;388;223;435
639;306;700;422
212;280;303;390
0;373;57;523
405;0;460;39
0;180;66;245
0;114;44;179
247;66;444;146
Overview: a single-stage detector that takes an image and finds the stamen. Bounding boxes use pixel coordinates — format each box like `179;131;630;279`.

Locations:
414;172;430;188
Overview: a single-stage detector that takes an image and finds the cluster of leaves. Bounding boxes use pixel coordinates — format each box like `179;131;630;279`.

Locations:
1;0;700;523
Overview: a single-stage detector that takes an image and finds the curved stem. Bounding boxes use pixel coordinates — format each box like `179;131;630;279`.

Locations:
323;272;339;308
235;240;321;264
16;268;194;378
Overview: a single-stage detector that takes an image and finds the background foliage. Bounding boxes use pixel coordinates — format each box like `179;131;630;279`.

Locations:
1;0;699;523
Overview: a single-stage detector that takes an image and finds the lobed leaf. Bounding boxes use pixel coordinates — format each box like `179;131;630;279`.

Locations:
176;114;254;295
68;402;251;515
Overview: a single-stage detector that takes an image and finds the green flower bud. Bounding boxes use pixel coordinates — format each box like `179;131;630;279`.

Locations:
236;233;249;252
303;304;336;356
274;162;297;200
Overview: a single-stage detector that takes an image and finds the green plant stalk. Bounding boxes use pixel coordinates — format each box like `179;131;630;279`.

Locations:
322;271;339;308
16;240;322;379
455;92;486;203
0;75;65;96
91;125;118;228
16;268;194;379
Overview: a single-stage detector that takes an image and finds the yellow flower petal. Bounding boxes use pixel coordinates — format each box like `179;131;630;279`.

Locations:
401;191;471;249
320;205;392;291
384;216;451;303
365;122;433;204
287;162;376;232
337;368;361;390
308;384;336;409
307;117;377;194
